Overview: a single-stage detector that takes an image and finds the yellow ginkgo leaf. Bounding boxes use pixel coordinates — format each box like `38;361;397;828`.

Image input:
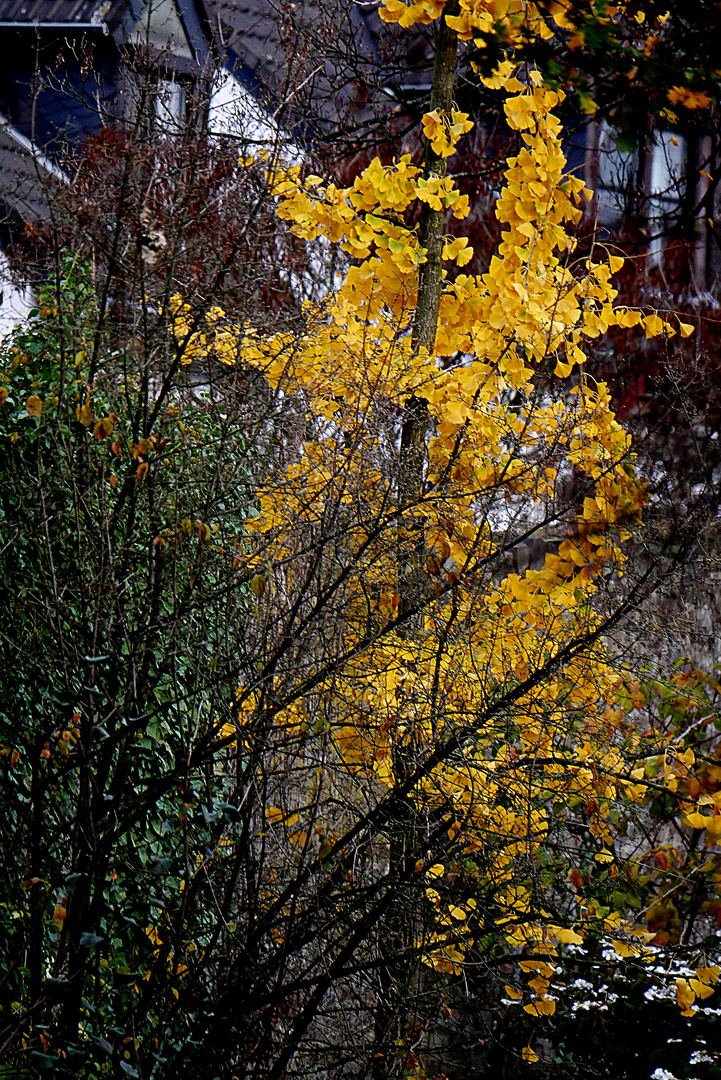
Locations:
612;939;639;959
644;313;666;338
524;998;555;1016
442;236;474;265
480;59;516;89
689;978;715;1000
421;110;450;156
552;926;584;944
616;308;644;328
676;978;696;1013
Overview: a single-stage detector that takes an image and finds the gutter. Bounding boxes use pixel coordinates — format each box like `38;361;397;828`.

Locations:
0;21;109;35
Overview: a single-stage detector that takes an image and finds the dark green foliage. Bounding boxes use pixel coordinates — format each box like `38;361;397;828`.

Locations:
0;258;263;1078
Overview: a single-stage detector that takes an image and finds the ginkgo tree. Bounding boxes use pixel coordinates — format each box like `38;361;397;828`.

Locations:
2;3;721;1079
164;0;717;1072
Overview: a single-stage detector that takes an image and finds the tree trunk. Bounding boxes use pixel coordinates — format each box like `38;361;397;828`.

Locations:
397;1;459;625
375;10;460;1078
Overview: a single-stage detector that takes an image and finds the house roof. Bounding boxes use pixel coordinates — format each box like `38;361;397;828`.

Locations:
201;0;389;136
0;1;211;58
0;0;387;117
0;111;65;223
201;0;293;100
0;1;124;25
0;0;400;225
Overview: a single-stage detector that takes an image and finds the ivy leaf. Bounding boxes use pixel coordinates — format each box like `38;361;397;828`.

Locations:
150;857;174;876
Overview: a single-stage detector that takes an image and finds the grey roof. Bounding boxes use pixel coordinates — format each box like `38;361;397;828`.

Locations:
0;1;124;23
202;0;287;96
0;1;211;58
0;0;383;111
201;0;389;137
0;112;65;222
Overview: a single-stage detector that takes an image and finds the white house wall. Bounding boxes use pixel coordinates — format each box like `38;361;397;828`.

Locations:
0;252;32;340
209;71;283;149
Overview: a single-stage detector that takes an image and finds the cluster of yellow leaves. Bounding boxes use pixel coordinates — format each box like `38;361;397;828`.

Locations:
175;78;671;671
667;86;713;110
378;0;626;47
379;0;445;26
163;21;715;1010
421;106;474;158
379;0;555;44
270;152;469;288
420;863;479;974
76;384;94;427
676;967;720;1016
166;298;238;366
193;86;643;800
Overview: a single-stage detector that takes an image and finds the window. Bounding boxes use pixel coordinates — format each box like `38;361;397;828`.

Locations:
585;120;689;265
648;130;687;265
155;76;185;133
